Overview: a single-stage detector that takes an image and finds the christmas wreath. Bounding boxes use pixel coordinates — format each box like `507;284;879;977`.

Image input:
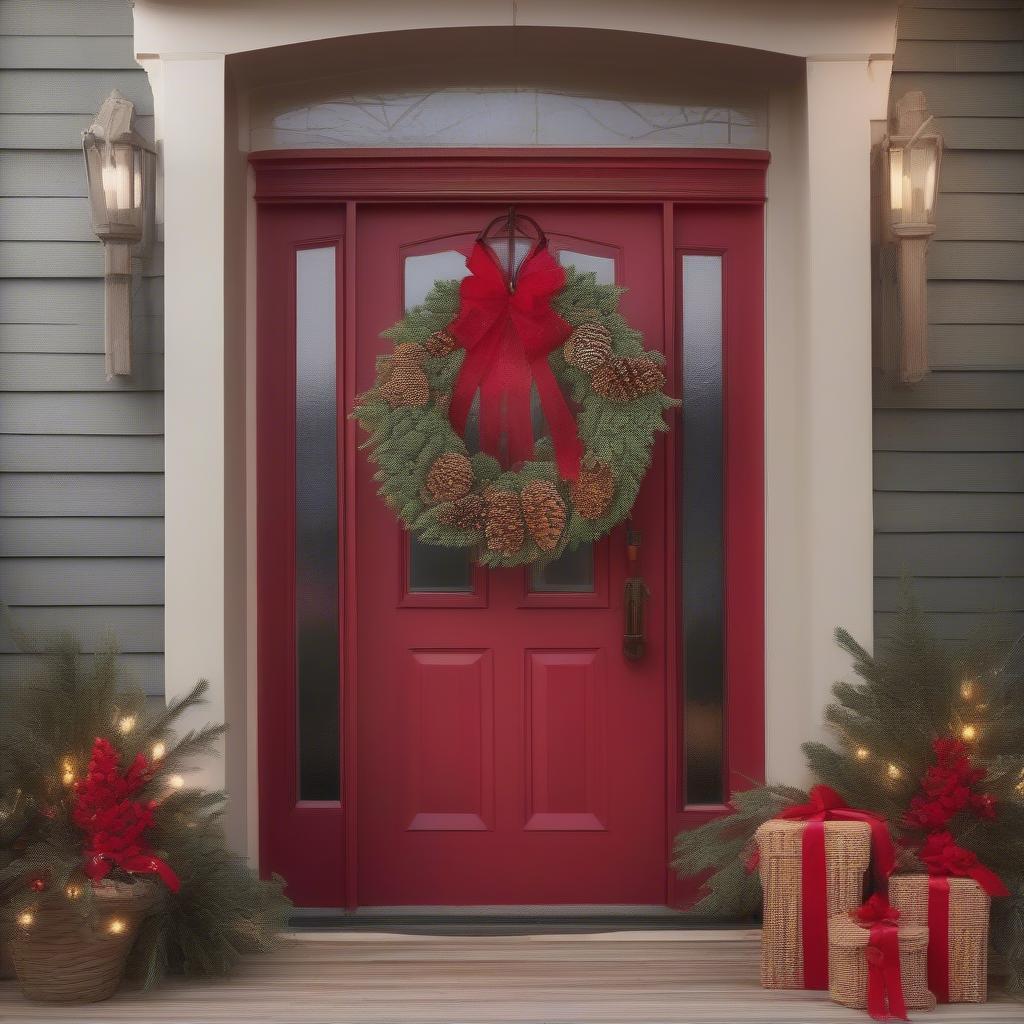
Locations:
355;216;678;567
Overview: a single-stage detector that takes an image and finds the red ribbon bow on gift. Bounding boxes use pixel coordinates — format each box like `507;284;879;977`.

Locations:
919;831;1007;1004
750;785;896;991
448;240;583;480
852;895;909;1022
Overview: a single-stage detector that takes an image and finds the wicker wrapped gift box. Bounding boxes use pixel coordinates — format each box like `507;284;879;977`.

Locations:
890;873;990;1003
754;818;871;989
828;913;934;1013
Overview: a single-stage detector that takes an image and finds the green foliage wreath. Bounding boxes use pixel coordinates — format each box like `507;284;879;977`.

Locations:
354;266;678;567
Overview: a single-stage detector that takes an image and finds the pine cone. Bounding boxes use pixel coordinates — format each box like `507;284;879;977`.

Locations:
424;328;459;358
591;356;665;402
392;341;427;365
379;362;430;407
563;321;613;371
425;452;474;502
436;492;485;531
570;464;615;520
483;489;525;556
520;480;566;552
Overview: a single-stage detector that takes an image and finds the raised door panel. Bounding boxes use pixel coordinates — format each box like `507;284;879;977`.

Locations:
406;649;495;831
524;649;607;831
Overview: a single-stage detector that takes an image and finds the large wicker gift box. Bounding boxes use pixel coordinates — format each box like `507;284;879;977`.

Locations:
828;913;935;1013
890;874;990;1003
754;818;871;989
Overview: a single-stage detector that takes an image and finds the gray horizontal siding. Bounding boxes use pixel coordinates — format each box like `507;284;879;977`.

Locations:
940;151;1024;192
0;393;163;434
0;606;163;653
0;473;164;516
0;36;141;70
0;435;163;472
0;152;88;196
0;653;163;696
877;4;1024;648
0;557;164;605
0;517;163;556
0;2;164;693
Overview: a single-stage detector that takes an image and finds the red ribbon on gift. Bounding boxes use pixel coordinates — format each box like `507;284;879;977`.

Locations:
448;240;582;480
853;896;909;1021
751;785;897;990
919;832;1008;1003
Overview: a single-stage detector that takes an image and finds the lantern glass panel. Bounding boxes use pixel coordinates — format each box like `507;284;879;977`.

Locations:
888;135;940;231
84;137;145;241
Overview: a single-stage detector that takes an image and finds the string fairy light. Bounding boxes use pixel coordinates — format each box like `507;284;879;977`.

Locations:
61;758;75;786
168;774;185;790
107;917;127;936
887;763;903;780
960;680;975;701
16;911;34;929
66;884;82;900
856;747;870;761
118;714;136;735
151;741;166;760
961;724;978;742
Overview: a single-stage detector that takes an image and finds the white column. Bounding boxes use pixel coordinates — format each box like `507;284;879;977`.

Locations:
159;55;228;791
798;57;891;765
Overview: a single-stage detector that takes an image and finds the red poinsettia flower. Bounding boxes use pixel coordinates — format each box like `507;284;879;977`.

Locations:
71;737;180;892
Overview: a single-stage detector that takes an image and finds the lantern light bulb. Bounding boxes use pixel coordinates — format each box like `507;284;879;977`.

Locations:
961;724;978;742
151;741;166;760
118;715;136;734
856;747;870;761
107;917;127;936
16;911;33;928
887;764;902;780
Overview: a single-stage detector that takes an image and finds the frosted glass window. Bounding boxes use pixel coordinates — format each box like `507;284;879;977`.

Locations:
295;246;340;802
405;250;474;592
531;545;595;593
681;255;724;806
255;89;767;150
558;250;615;285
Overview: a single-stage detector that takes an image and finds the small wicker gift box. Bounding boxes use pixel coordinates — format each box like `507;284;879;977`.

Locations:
755;818;872;989
890;874;990;1003
828;913;935;1013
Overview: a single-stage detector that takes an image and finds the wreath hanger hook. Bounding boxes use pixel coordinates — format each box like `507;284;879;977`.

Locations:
476;208;548;289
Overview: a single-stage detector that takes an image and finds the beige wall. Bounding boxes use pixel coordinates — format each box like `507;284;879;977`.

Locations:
133;0;897;858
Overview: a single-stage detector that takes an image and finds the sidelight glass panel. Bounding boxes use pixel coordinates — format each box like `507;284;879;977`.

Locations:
295;246;341;802
681;254;725;806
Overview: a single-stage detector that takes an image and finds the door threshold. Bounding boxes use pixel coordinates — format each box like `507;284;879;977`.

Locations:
289;905;755;935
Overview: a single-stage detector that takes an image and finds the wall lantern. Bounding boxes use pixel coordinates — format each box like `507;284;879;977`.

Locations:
882;90;943;385
82;90;155;378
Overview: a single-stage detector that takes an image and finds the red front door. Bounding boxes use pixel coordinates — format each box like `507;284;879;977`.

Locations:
255;150;767;911
355;204;666;905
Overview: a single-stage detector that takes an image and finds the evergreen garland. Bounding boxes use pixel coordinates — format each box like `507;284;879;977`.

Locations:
354;267;678;567
0;637;289;989
672;597;1024;992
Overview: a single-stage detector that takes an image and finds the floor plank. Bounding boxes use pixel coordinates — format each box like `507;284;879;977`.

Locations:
1;932;1021;1023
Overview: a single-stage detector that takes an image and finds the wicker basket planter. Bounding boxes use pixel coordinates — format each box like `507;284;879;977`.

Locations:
890;873;990;1003
10;878;160;1003
828;913;935;1013
755;818;872;989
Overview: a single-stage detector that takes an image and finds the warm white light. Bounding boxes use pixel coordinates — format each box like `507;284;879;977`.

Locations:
887;764;902;780
168;774;185;790
107;917;127;936
856;748;870;761
960;681;975;701
151;741;166;761
888;147;904;214
101;157;132;214
61;758;75;786
16;911;33;928
118;715;136;735
66;884;81;900
961;724;978;742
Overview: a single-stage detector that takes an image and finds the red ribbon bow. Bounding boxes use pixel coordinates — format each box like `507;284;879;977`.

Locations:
448;241;582;480
852;896;909;1021
751;785;896;990
919;831;1007;1004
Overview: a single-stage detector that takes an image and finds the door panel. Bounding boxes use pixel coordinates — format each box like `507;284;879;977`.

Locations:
355;203;667;906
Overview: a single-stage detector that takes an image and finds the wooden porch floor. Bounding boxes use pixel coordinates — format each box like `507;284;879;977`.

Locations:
2;930;1022;1023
